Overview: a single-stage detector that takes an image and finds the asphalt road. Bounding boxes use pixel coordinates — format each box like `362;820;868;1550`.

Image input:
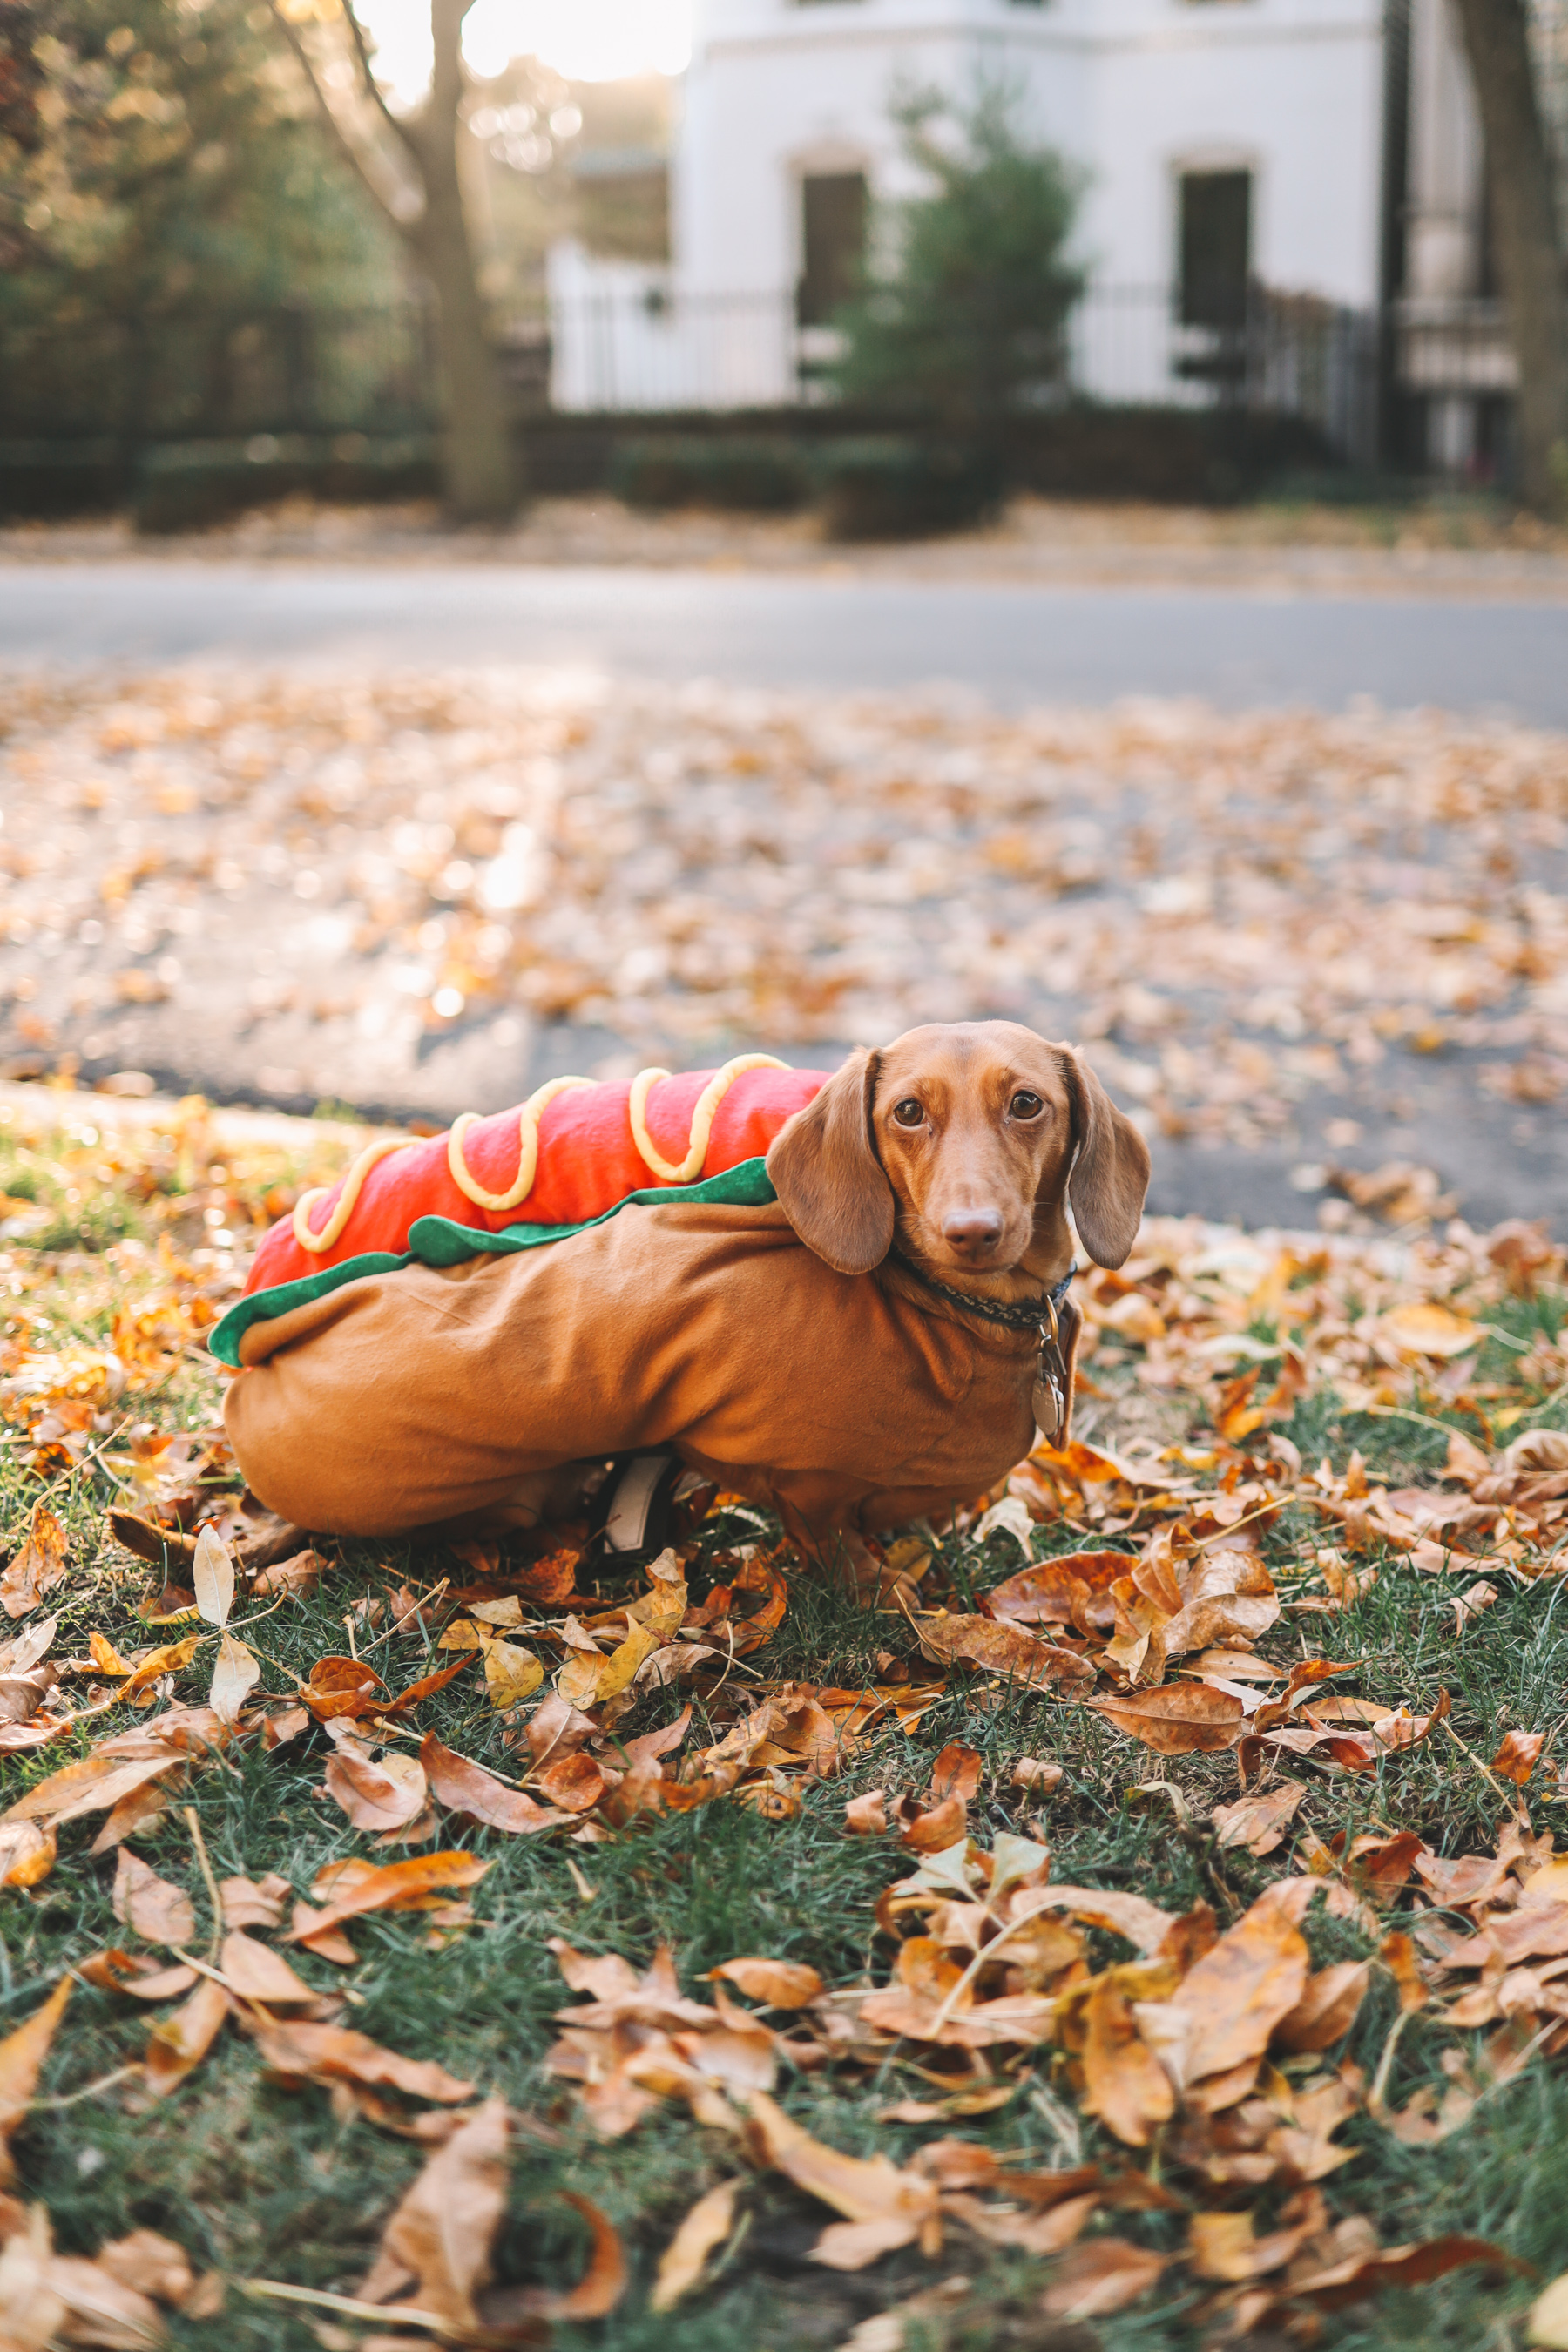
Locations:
3;560;1568;720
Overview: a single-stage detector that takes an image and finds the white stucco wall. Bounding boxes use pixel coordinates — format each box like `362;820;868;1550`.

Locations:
678;0;1388;308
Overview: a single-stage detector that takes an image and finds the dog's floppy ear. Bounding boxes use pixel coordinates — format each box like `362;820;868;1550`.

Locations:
766;1047;893;1275
1056;1046;1151;1269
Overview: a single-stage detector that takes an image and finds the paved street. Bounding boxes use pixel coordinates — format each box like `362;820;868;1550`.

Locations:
3;559;1568;722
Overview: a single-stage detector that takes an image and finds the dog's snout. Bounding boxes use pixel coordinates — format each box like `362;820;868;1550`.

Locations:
941;1206;1004;1254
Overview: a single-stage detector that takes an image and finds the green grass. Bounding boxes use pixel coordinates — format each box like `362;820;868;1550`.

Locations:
3;1227;1566;2349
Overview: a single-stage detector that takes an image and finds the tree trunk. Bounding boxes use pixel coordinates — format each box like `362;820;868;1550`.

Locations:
407;0;517;521
1451;0;1568;511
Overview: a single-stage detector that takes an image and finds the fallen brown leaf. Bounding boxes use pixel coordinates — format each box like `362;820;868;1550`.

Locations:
191;1526;234;1629
0;1504;69;1619
0;1977;71;2181
1212;1782;1308;1856
1492;1728;1546;1786
711;1959;823;2010
650;2179;740;2314
0;1820;55;1889
1092;1683;1246;1754
219;1932;317;2008
746;2090;939;2266
323;1741;429;1835
246;2017;475;2105
145;1975;229;2100
914;1615;1094;1691
420;1733;567;1836
1039;2236;1167;2318
284;1852;490;1942
112;1849;196;1949
357;2094;507;2328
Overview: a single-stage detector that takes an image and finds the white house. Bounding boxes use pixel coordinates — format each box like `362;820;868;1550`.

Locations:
549;0;1531;471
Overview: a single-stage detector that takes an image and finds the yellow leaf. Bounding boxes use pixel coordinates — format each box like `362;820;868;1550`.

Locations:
123;1632;203;1705
482;1639;544;1710
89;1630;133;1678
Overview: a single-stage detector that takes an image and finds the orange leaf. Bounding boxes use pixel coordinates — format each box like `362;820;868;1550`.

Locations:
245;2016;475;2104
712;1959;823;2010
145;1975;228;2100
0;1976;71;2179
283;1851;490;1941
382;1653;476;1713
1177;1897;1309;2088
298;1656;389;1721
1092;1683;1245;1755
1491;1728;1545;1786
915;1615;1094;1690
420;1733;567;1836
1081;1975;1174;2147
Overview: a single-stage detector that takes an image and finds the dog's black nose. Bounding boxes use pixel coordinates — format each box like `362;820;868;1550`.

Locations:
943;1208;1004;1254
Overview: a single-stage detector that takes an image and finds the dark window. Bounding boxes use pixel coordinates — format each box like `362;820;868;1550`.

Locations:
798;172;867;325
1179;169;1251;328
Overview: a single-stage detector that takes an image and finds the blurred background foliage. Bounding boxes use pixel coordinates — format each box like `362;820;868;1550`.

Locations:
0;0;398;326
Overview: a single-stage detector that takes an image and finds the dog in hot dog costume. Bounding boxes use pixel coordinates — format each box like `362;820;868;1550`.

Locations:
216;1028;1150;1551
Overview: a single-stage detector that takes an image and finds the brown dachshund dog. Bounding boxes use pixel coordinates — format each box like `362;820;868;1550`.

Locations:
224;1022;1151;1561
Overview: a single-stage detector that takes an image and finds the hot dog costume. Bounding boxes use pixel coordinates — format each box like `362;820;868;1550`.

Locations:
216;1056;1046;1542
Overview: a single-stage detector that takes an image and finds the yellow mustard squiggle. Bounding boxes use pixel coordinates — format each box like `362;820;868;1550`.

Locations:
628;1053;787;1183
290;1052;791;1255
290;1136;420;1254
446;1074;593;1213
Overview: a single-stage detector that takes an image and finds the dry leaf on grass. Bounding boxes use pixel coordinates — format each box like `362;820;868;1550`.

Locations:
0;1977;71;2181
711;1959;823;2010
208;1632;260;1727
1491;1729;1546;1785
1212;1782;1308;1856
145;1975;229;2100
1530;2271;1568;2349
482;1639;544;1710
1092;1683;1246;1755
745;2091;940;2268
913;1616;1094;1691
245;2017;475;2106
420;1734;567;1836
322;1742;429;1836
1175;1897;1310;2092
0;2204;172;2351
0;1820;55;1890
1039;2237;1167;2318
218;1933;316;2008
220;1874;290;1931
284;1853;490;1943
357;2095;507;2328
650;2179;741;2314
0;1504;69;1619
112;1849;196;1949
191;1527;234;1628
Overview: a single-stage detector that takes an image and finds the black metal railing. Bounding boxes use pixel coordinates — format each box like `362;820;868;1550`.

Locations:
0;280;1380;461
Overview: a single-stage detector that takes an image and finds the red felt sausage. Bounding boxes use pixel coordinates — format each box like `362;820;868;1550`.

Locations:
244;1063;828;1296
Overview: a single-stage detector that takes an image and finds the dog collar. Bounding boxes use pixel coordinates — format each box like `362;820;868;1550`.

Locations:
889;1252;1077;1334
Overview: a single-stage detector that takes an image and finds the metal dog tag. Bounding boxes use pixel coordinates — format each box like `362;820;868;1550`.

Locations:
1032;1369;1064;1440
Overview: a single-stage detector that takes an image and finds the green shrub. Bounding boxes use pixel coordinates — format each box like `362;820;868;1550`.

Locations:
814;436;1002;540
609;436;810;513
130;436;438;533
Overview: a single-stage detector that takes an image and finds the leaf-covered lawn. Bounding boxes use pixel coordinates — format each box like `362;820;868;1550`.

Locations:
2;1086;1566;2352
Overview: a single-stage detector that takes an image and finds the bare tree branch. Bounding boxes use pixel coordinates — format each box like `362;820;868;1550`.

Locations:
265;0;422;236
337;0;422;161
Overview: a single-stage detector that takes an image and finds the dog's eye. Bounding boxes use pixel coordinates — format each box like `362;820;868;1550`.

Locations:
1010;1091;1044;1119
892;1098;925;1128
